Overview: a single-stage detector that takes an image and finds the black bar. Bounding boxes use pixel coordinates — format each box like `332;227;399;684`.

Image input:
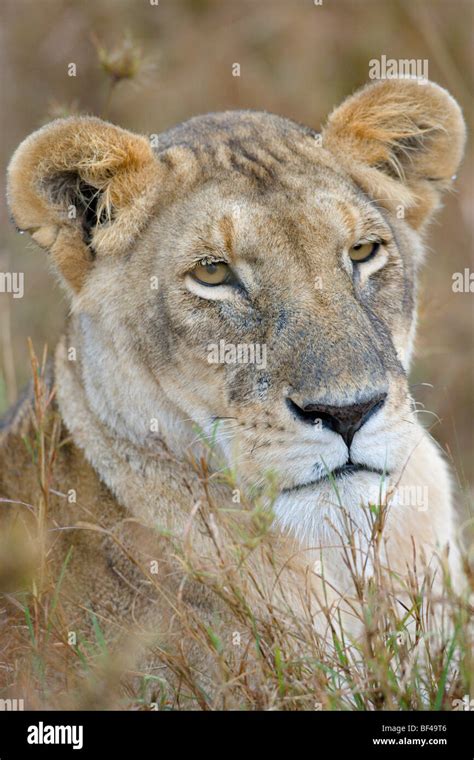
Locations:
0;710;472;757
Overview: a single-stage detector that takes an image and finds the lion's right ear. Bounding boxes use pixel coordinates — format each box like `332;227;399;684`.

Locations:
7;117;158;292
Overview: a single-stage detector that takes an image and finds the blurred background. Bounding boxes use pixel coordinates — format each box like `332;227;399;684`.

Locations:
0;0;473;505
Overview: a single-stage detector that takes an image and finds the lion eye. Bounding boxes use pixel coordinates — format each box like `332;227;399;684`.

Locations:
349;241;381;263
191;261;233;286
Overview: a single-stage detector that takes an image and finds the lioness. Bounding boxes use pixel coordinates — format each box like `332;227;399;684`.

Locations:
0;79;466;703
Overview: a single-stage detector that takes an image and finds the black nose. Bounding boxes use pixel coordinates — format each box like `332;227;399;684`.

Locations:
286;393;387;448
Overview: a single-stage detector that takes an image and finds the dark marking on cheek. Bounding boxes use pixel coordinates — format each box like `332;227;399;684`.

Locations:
275;307;288;334
217;301;262;332
256;373;271;400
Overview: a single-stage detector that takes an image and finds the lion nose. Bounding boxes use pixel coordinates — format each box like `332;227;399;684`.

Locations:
286;393;387;448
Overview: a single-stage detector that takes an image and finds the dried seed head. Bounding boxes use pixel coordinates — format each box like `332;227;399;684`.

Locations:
93;34;143;84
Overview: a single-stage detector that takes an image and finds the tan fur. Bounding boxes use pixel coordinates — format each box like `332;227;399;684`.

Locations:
1;80;466;700
7;118;160;291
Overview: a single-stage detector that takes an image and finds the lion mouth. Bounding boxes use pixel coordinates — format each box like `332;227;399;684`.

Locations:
281;463;388;494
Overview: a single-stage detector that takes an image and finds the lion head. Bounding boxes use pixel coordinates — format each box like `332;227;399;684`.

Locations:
7;80;466;540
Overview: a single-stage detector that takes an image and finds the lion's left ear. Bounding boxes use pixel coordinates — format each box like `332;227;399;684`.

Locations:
322;79;466;229
7;117;159;292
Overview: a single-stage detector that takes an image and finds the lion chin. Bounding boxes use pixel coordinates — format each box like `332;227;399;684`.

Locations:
274;467;392;545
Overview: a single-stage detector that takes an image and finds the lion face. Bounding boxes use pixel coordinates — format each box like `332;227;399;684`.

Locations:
118;169;416;496
7;80;465;526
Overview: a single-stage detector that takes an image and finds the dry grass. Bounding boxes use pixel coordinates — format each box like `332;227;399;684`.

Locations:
0;346;472;711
